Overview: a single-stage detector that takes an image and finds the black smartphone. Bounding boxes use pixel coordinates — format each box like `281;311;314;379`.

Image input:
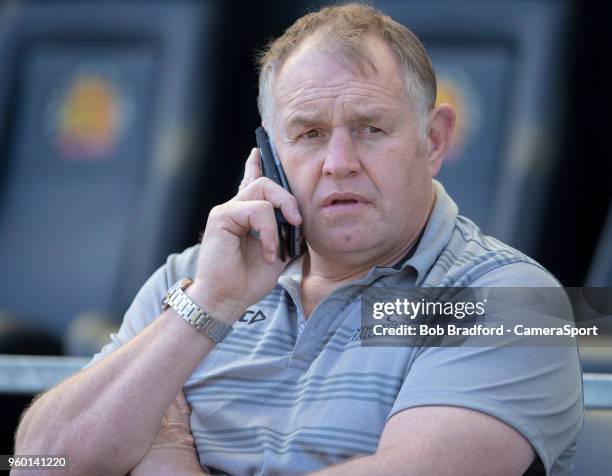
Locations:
255;126;305;260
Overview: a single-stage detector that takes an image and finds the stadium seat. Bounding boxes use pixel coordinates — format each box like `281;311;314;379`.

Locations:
586;204;612;287
573;372;612;475
578;206;612;372
0;1;221;354
573;409;612;475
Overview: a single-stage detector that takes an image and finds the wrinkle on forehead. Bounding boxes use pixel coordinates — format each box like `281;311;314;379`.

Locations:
272;37;409;131
280;78;401;109
283;95;402;132
278;79;408;132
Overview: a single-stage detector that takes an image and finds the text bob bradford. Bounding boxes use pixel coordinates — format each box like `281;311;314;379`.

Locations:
370;323;598;338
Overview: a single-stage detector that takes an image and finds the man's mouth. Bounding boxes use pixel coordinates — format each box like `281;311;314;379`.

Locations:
331;199;359;205
321;192;370;208
320;193;370;216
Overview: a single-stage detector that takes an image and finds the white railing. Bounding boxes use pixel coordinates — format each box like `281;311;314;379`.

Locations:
0;355;610;408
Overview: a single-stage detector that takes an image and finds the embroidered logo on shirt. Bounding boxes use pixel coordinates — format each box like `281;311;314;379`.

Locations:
350;326;377;342
239;310;268;325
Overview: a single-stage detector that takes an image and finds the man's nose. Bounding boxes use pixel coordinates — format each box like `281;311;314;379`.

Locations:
321;128;362;178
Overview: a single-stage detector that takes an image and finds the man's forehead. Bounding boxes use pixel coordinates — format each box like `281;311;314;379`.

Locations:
275;34;403;90
272;37;407;124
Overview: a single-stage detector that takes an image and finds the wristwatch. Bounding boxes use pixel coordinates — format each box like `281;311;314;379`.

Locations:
161;278;233;343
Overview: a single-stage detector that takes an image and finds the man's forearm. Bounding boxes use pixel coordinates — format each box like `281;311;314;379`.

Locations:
15;308;218;475
308;453;391;476
307;443;527;476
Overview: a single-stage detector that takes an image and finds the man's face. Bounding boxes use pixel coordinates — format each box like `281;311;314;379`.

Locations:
270;35;435;258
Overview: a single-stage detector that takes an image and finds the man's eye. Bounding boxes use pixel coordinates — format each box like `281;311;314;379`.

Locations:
302;130;320;139
360;125;383;134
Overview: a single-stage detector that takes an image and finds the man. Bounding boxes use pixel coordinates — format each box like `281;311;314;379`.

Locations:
14;4;582;475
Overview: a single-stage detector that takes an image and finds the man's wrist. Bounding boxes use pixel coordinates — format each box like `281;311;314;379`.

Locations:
184;282;246;325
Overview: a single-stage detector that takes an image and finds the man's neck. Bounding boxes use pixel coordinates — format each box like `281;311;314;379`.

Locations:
299;195;435;316
304;238;414;284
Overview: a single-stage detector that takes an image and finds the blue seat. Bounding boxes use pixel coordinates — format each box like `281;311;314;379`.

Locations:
586;204;612;287
579;204;612;372
0;1;221;353
573;374;612;475
573;409;612;475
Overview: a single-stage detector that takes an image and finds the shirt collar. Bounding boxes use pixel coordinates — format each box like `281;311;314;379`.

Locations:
400;179;458;285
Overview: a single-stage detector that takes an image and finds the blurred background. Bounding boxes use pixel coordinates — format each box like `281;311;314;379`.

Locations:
0;0;610;470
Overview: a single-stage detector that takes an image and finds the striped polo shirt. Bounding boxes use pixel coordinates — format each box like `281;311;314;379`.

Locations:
88;180;583;476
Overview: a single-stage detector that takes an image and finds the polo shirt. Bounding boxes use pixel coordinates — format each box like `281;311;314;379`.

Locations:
86;180;583;476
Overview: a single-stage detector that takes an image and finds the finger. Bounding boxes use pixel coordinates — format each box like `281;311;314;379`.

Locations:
239;148;261;191
174;390;192;425
236;176;302;226
220;200;280;264
163;394;186;425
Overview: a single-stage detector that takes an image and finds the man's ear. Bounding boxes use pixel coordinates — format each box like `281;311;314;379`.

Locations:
424;104;456;177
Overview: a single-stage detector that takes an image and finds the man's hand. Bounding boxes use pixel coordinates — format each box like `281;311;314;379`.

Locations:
188;147;302;322
131;391;207;476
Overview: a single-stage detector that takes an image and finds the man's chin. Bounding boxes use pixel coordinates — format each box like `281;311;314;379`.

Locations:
315;231;377;254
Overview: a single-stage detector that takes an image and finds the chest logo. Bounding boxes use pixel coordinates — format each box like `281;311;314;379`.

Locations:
239;310;267;325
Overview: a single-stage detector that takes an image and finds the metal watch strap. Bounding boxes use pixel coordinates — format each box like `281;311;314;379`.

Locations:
162;278;233;343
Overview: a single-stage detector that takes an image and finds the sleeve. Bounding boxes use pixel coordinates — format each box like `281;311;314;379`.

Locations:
82;244;201;369
386;261;584;476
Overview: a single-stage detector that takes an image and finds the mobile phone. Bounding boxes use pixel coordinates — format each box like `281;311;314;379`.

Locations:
255;126;305;260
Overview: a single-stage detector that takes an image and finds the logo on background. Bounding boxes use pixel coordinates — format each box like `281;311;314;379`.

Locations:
435;72;480;162
47;67;134;160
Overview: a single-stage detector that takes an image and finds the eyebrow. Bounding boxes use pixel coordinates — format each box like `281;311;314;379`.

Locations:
285;106;393;130
285;110;330;131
